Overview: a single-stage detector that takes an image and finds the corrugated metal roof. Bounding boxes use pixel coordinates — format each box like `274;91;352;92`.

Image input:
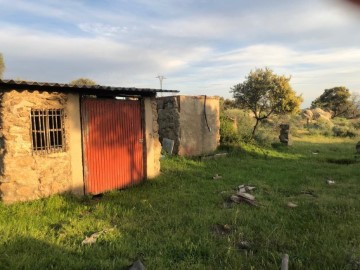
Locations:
0;79;179;97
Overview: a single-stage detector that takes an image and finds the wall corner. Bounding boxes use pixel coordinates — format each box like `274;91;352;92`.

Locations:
144;97;161;179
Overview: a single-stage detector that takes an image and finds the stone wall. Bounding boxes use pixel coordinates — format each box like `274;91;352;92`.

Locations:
157;95;220;156
156;97;181;154
0;90;72;203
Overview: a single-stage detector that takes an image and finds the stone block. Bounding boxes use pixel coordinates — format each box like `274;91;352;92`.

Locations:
15;156;35;167
0;182;16;196
51;181;66;193
16;186;34;198
279;124;292;145
162;138;174;154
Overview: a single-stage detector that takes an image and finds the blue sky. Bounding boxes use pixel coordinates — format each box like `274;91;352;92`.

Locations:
1;0;359;107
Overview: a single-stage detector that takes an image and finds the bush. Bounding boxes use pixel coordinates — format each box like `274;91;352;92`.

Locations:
351;118;360;129
222;109;254;142
306;116;359;138
332;126;357;137
307;117;334;136
219;113;240;144
253;127;278;147
332;118;358;137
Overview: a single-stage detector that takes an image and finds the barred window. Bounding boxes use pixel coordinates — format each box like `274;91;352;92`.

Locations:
30;109;65;153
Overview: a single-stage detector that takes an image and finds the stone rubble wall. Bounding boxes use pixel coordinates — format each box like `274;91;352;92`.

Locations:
157;95;220;156
156;97;181;154
0;90;72;203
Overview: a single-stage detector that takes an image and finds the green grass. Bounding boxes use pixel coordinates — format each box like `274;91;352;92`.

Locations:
0;135;359;269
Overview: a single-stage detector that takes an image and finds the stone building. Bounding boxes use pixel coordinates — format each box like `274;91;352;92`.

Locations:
0;80;178;203
157;95;220;156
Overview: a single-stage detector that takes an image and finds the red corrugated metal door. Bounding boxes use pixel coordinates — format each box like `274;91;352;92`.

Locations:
81;98;144;194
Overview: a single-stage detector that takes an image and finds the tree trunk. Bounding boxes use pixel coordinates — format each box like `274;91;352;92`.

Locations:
251;118;260;139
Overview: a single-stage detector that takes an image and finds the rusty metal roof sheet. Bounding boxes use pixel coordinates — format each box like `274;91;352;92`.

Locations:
0;79;179;97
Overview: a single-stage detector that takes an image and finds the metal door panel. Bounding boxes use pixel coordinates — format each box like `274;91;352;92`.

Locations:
81;98;143;194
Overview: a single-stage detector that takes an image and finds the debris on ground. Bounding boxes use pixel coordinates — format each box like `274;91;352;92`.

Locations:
213;224;231;235
326;179;336;185
82;226;116;245
212;174;222;180
129;259;146;270
162;138;174;155
237;240;251;250
238;184;256;193
286;202;298;208
230;185;258;207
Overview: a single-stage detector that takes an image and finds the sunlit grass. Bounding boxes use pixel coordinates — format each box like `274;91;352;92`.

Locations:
0;135;359;269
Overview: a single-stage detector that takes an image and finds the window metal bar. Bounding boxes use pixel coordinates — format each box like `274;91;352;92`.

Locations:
54;109;58;148
31;109;65;154
50;110;54;151
38;110;43;153
60;110;65;150
31;111;37;151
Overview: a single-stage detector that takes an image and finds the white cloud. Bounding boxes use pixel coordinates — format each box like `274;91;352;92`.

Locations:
0;25;212;85
78;23;128;36
1;0;360;107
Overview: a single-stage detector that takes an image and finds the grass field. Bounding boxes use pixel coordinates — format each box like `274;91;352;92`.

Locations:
0;135;359;269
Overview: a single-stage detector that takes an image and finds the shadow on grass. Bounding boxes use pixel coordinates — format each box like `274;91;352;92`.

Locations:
0;235;136;270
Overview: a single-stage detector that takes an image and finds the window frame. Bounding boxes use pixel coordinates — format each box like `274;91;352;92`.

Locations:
30;109;66;154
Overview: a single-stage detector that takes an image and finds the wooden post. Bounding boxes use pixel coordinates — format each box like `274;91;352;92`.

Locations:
281;254;289;270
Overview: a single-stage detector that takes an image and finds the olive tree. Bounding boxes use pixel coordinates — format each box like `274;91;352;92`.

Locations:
231;68;303;138
311;86;351;118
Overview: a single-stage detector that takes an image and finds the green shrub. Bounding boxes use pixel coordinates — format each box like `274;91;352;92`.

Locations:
219;113;240;144
351;118;360;129
253;127;278;147
332;126;357;137
222;109;254;142
331;117;359;137
307;117;334;136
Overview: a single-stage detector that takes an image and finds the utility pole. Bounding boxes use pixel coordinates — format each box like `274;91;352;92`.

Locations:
156;75;166;97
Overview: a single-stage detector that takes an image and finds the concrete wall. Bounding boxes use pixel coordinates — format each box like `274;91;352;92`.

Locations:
66;94;84;195
0;90;73;203
157;95;220;156
144;97;161;178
